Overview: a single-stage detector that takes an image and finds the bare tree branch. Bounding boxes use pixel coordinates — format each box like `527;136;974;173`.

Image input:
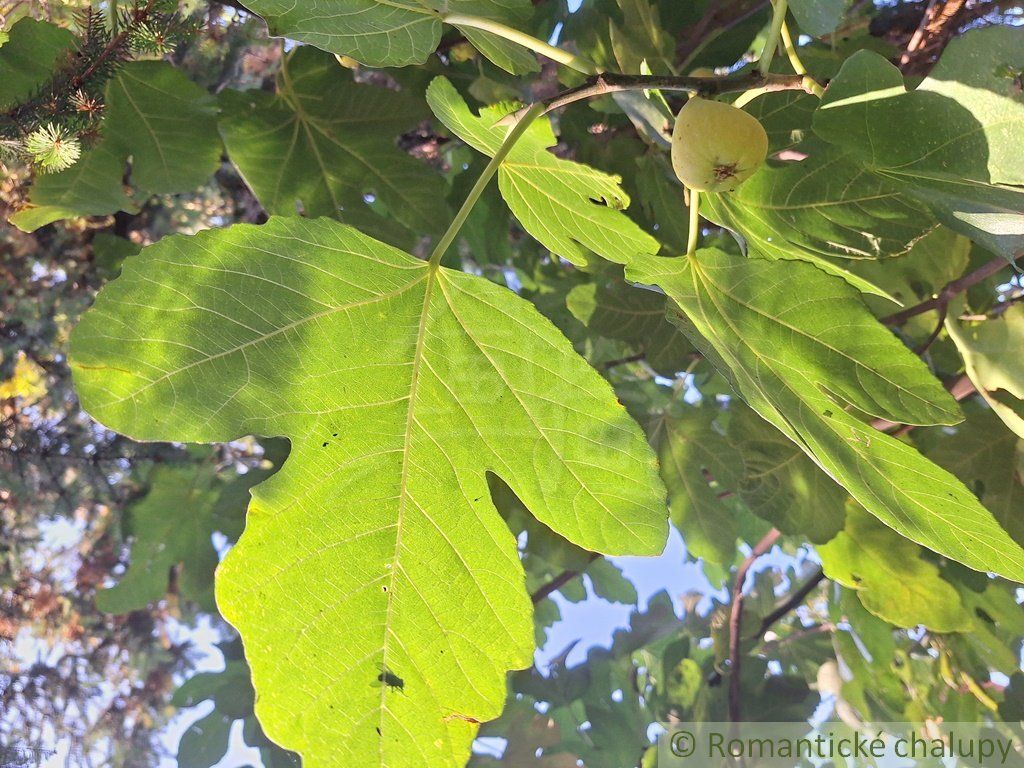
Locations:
728;527;780;722
497;71;814;125
530;552;600;604
881;253;1022;327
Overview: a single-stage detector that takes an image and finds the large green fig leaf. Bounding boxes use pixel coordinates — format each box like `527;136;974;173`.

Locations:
70;216;667;767
219;48;448;245
624;248;1024;580
812;38;1024;259
241;0;538;72
426;77;661;268
13;60;220;231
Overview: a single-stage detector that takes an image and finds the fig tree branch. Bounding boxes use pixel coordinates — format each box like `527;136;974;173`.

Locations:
497;71;816;125
752;565;826;640
530;552;600;604
728;527;780;722
881;253;1022;327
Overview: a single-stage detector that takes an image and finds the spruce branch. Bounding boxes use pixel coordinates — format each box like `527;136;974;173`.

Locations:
0;0;194;172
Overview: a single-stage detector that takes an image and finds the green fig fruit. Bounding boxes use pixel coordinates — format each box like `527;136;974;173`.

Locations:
671;96;769;192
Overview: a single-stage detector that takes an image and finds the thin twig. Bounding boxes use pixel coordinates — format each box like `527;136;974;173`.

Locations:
728;528;780;722
881;254;1021;327
602;352;646;370
751;566;825;640
913;302;949;355
531;552;600;604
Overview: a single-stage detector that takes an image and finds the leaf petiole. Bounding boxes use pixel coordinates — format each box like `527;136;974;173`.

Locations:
428;101;547;267
686;188;701;257
442;13;600;75
780;21;826;97
757;0;789;76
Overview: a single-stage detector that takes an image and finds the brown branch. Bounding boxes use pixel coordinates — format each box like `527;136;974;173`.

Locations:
728;527;780;722
752;566;826;640
898;0;968;73
497;71;815;125
881;254;1021;327
899;0;940;65
602;352;646;370
530;552;600;604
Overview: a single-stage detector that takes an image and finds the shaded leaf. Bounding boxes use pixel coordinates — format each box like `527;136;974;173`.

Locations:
813;44;1024;259
219;48;447;243
98;465;221;614
657;408;741;566
12;61;219;231
242;0;539;73
819;505;973;632
790;0;846;36
946;304;1024;440
0;18;75;109
11;138;135;232
566;277;691;375
917;402;1024;548
702;144;935;298
103;60;220;194
727;406;846;544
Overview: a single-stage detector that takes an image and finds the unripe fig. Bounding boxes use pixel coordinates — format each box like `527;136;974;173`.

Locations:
671;97;768;192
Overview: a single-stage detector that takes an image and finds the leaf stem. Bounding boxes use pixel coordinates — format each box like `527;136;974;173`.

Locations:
731;87;769;108
780;21;825;97
728;528;781;722
442;13;600;75
686;189;701;257
428;102;547;268
757;0;789;76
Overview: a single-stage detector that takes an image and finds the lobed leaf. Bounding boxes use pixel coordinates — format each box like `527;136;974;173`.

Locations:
702;145;935;298
624;248;1024;581
426;77;661;268
812;40;1024;260
71;216;667;767
219;48;448;245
